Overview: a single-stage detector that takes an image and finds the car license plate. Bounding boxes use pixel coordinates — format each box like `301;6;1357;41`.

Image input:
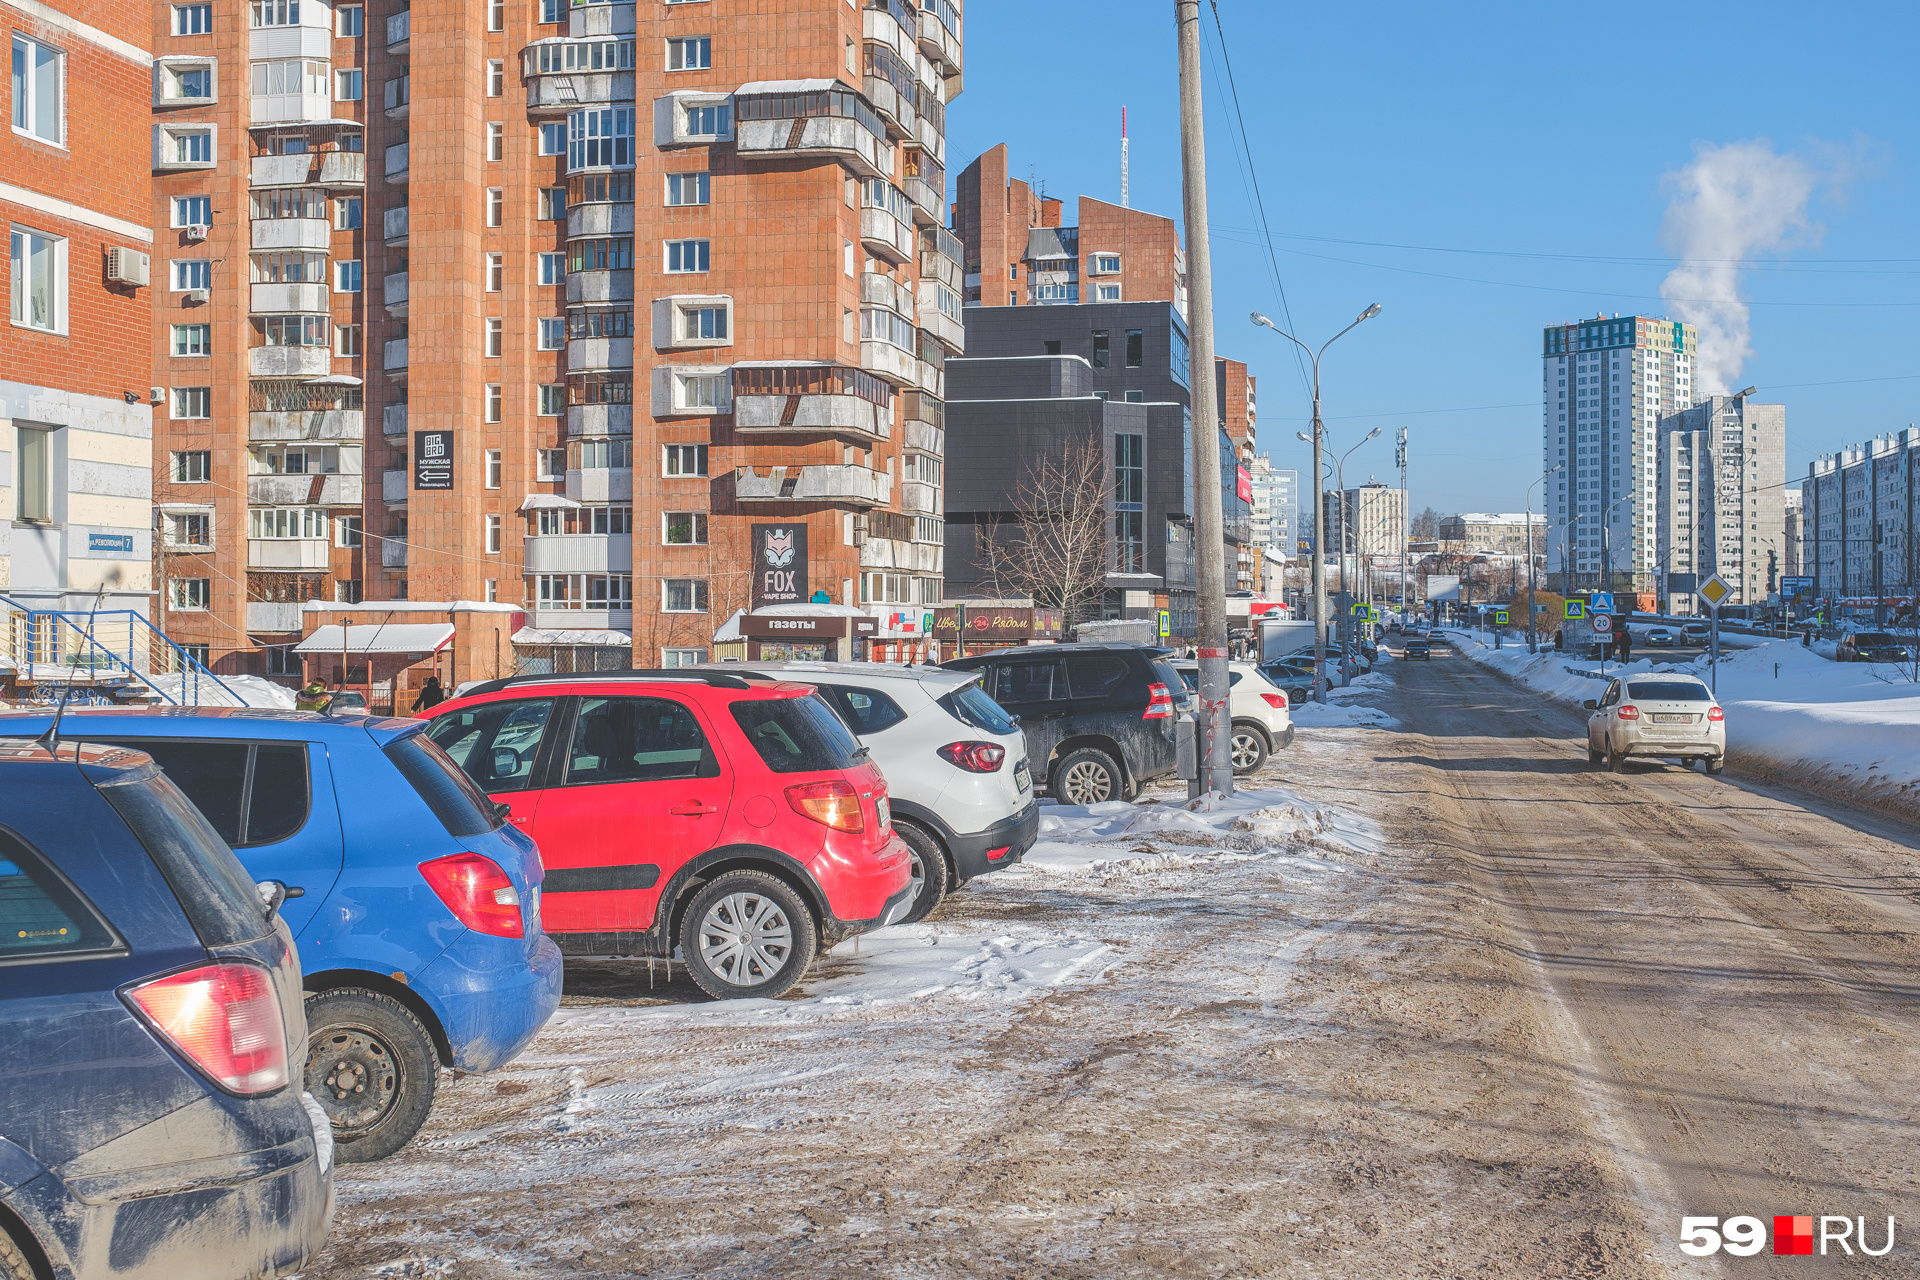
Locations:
877;796;890;827
1653;713;1693;724
1015;762;1032;792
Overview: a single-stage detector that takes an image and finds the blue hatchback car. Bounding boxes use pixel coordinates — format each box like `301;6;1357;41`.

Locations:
0;708;564;1164
1;740;334;1279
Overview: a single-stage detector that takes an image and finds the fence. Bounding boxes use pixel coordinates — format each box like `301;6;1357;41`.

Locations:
1;596;246;706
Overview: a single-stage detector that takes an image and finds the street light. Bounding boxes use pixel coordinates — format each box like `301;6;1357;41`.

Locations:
1526;463;1562;652
1331;430;1381;666
1252;305;1382;703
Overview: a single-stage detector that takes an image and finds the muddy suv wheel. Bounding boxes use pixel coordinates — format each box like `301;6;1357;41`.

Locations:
1229;723;1269;775
1054;748;1123;805
893;821;950;925
682;870;818;1001
305;988;440;1164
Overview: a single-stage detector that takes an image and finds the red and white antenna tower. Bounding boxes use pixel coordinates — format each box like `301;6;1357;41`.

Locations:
1120;106;1130;208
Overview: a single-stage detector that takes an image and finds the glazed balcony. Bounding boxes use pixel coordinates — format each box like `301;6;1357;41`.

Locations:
250;282;330;314
734;464;891;508
248;538;332;570
917;0;963;76
918;290;963;355
734;89;892;181
732;364;893;443
523;534;633;575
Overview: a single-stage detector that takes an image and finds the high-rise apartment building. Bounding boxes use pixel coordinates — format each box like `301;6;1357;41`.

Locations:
1325;483;1406;564
1654;395;1785;611
153;0;963;679
1542;314;1697;595
2;0;156;667
1247;454;1295;589
1782;486;1802;578
1804;428;1920;612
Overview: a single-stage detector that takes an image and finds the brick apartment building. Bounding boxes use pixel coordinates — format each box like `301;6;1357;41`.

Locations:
1;0;156;679
149;0;962;682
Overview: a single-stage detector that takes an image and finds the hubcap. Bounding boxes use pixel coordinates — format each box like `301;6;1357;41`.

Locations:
906;849;926;905
1061;760;1113;805
697;892;795;987
1231;732;1262;770
305;1028;399;1137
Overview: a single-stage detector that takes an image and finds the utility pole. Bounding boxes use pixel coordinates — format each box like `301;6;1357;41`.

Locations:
1396;427;1408;621
1175;0;1231;795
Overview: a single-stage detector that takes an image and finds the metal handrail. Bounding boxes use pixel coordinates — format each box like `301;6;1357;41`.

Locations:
0;596;247;707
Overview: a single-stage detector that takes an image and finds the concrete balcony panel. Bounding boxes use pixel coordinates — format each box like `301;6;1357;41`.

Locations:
249;346;331;378
566;269;634;304
524;534;632;575
249;154;313;188
383;270;408;316
250;91;333;126
903;418;944;459
913;112;943;163
382;469;407;503
250;282;331;314
247;473;361;506
859;341;918;388
862;7;913;61
567;202;633;238
248;538;332;570
383;337;407;372
917;2;962;74
382;403;407;437
526;70;633;112
736;115;890;181
566;336;633;371
861;76;915;140
386;9;410;52
319;152;364;186
381;539;408;568
919;248;961;291
905;175;943;227
901;480;940;516
734;392;890;442
859;206;914;264
735;464;890;508
250;218;331;251
384;142;409;183
918;299;963;354
565;468;633;503
245;601;304;633
861;537;942;573
571;3;634;37
248;409;364;442
382;204;408;243
859;271;913;316
567;403;632;437
914;358;943;396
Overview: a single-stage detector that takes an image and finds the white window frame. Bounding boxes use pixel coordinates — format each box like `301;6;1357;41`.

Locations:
170;323;212;356
336;5;363;37
485;447;502;485
665;172;709;206
537;252;564;285
484;389;502;425
487;59;504;96
664;239;710;273
334;196;362;229
539;187;565;221
175;3;214;35
663;443;708;477
14;424;53;523
485;317;502;357
661;578;708;613
171;195;212;227
154;123;217;170
9;227;66;334
662;511;708;545
169;578;212;611
11;35;64;147
487;0;504;31
486;121;504;161
537;390;564;421
537;317;565;350
335;323;361;356
170;449;212;482
335;259;362;292
485;252;503;292
335;68;363;101
155;57;218;106
486;187;503;227
172;386;211;419
538;122;566;156
171;259;211;291
335;515;363;548
485;514;503;553
163;509;215;550
662;647;706;668
665;36;711;71
537;446;566;477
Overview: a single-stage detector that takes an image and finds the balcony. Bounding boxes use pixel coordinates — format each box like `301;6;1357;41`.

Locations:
568;202;633;238
248;409;364;442
566;270;634;305
901;481;940;516
386;9;410;53
318;152;365;186
736;113;891;181
913;111;943;162
565;468;633;503
917;0;963;75
859;206;915;264
914;357;943;396
250;91;333;127
524;534;633;575
383;337;407;374
567;337;633;371
382;468;407;504
247;473;361;506
384;142;409;183
250;152;363;188
904;173;943;227
734;464;891;508
381;539;408;568
861;73;918;142
567;404;631;437
860;270;914;317
860;340;918;387
863;2;916;57
920;226;963;290
902;389;943;431
904;419;944;459
917;292;963;354
526;70;632;113
245;601;304;633
250;218;330;251
248;538;332;570
382;403;407;437
250;153;311;187
382;204;408;244
733;363;892;442
383;270;408;316
250;282;330;314
249;347;330;377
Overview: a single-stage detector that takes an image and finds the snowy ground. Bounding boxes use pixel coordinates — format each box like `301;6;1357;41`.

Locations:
145;671;298;708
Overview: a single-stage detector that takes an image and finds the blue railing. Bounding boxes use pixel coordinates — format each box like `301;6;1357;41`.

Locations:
1;596;247;707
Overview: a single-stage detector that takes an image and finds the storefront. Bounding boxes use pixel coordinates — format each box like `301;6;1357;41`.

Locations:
737;606;880;662
928;604;1065;658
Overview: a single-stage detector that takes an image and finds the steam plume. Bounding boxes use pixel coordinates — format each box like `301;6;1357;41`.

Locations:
1657;139;1818;394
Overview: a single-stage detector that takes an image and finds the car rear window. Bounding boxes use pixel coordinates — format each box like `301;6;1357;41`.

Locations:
94;770;270;948
1626;682;1713;702
730;694;864;774
1064;654;1130;699
0;827;124;964
385;732;502;838
821;685;910;735
939;682;1016;735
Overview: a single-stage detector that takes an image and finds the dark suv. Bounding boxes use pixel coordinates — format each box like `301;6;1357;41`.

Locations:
942;644;1193;804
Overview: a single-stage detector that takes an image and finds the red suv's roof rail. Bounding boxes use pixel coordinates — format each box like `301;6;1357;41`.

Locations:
457;669;773;699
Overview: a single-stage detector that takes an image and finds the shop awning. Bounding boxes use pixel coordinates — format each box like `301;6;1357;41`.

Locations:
294;623;454;656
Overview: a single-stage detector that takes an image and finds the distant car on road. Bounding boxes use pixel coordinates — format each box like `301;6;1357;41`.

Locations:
1645;626;1676;647
1256;658;1316;706
1403;637;1432;660
1838;631;1914;663
1583;674;1725;773
1681;621;1711;643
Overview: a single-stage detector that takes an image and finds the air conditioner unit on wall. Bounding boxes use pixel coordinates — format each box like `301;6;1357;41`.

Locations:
185;224;209;242
186;289;210;304
150;387;165;404
106;247;149;287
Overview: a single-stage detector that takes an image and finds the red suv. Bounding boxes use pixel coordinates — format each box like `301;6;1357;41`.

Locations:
422;671;912;999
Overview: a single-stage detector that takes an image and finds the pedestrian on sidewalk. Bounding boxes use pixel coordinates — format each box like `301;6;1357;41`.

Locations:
1554;629;1564;652
296;680;332;712
411;675;446;712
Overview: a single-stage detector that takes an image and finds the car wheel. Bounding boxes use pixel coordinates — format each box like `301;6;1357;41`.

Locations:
1290;686;1312;705
892;820;950;925
304;988;440;1165
0;1218;41;1280
1588;740;1602;764
1704;756;1725;776
1054;747;1123;806
1229;722;1269;775
682;870;818;1001
1607;743;1628;773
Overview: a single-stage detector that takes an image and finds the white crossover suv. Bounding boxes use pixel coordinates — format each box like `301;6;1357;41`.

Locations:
1584;673;1726;773
734;661;1038;922
1169;659;1296;775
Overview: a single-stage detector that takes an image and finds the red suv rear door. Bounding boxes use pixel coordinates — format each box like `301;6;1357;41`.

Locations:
531;693;733;936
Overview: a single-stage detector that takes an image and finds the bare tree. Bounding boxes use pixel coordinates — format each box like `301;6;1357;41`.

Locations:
978;435;1111;629
1410;506;1439;540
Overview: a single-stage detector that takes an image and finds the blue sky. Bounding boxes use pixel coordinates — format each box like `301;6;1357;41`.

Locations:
946;1;1919;515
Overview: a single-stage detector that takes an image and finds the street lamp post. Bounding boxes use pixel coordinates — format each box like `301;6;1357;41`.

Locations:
1253;304;1381;703
1331;433;1379;669
1527;464;1562;652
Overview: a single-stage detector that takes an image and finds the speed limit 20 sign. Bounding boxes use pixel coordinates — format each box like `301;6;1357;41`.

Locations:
1591;614;1614;634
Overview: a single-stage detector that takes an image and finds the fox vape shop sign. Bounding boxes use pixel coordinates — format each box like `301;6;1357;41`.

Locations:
751;523;808;607
413;431;453;490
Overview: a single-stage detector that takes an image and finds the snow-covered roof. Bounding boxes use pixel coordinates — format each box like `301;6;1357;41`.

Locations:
512;627;632;646
735;79;842;95
294;623;454;655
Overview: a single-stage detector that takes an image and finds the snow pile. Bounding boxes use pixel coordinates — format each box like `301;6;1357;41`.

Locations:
144;672;298;709
1290;666;1401;729
1022;785;1384;876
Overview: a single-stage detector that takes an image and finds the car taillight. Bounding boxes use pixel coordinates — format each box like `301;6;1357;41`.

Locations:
1144;682;1175;720
124;962;289;1095
1707;707;1724;721
1260;692;1287;710
1617;704;1640;720
938;741;1006;772
785;779;865;833
418;852;524;938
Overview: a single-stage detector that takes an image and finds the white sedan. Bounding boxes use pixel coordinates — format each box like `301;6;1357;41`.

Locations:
1170;660;1296;775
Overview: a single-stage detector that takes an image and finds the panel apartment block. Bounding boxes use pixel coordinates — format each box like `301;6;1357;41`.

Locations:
1654;395;1784;611
1804;428;1920;610
1;0;154;639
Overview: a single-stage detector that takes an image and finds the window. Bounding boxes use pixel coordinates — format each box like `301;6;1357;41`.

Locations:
484;448;503;485
540;0;562;22
171;323;211;356
1124;390;1143;403
486;187;503;227
9;228;61;332
172;387;211;419
539;187;566;220
1095;284;1121;302
334;196;362;229
667;36;711;70
573;437;632;469
538;386;565;418
335;260;362;292
177;3;214;34
680;305;726;340
485;389;502;425
485;253;503;291
162;63;214;100
485;317;502;357
1093;254;1121;273
487;122;503;161
171;450;211;482
246;507;328;539
539;122;566;156
663;512;708;545
568;171;635;205
335;324;361;355
172;196;212;227
683;102;728;137
666;172;709;205
567;106;634;169
530;573;631;611
12;36;62;146
249;187;325;219
538;252;565;285
0;829;123;963
1125;329;1144;368
15;426;51;522
565;307;632;341
169;578;211;610
860;306;916;352
487;59;504;96
250;59;327;96
336;515;362;548
569;374;632;405
161;127;214;165
538;317;565;349
664;444;708;476
662;578;708;612
485;514;502;553
844;239;855;277
336;579;362;603
537;447;566;479
336;5;362;35
1092;329;1109;369
256;315;329;347
675;372;724;410
567;237;632;271
250;0;299;26
662;647;706;669
531;504;629;536
171;259;211;290
336;69;363;101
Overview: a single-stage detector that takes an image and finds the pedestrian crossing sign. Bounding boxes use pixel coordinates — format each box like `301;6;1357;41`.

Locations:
1495;610;1509;625
1564;600;1587;620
